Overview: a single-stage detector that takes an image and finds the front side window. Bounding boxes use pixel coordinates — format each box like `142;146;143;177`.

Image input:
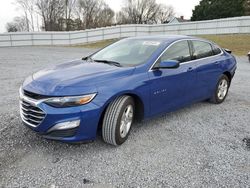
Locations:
160;41;191;63
192;40;214;59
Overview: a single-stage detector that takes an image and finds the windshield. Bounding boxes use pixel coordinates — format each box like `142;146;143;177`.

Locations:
91;39;162;67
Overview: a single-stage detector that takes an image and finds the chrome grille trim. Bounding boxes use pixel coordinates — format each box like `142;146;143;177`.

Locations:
20;103;44;114
20;98;46;128
21;111;44;119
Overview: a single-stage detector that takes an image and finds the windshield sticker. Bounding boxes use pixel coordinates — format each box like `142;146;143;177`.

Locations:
143;41;160;46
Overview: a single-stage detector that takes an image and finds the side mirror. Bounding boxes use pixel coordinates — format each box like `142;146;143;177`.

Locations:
155;60;180;69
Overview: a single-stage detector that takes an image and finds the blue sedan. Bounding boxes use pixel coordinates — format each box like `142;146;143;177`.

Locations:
20;35;237;146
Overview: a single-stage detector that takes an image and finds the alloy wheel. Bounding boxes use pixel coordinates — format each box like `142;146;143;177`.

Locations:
120;104;134;138
217;79;228;100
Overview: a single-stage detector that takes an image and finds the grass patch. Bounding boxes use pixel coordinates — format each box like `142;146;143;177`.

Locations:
198;34;250;56
74;34;250;56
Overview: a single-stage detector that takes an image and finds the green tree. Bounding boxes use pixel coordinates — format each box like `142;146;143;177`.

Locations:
244;0;250;15
191;0;247;21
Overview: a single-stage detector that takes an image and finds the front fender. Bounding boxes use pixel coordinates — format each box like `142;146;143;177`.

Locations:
93;72;151;119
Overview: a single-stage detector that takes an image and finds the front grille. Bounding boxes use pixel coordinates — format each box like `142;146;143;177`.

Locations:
20;100;46;127
23;90;48;100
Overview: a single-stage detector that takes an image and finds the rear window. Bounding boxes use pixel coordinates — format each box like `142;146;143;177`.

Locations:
212;45;222;55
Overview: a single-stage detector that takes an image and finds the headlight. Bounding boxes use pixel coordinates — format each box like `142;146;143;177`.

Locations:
44;93;97;108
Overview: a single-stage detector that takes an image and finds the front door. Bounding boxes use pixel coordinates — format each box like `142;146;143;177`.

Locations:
148;40;197;116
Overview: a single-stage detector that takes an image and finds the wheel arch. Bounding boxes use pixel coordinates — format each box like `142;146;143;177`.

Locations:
223;71;232;86
97;92;145;131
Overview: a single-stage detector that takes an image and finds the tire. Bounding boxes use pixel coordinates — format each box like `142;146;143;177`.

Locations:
102;96;135;146
210;74;230;104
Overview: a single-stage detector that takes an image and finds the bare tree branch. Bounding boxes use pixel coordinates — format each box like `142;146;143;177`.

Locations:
77;0;114;29
117;0;175;24
6;16;29;32
36;0;64;31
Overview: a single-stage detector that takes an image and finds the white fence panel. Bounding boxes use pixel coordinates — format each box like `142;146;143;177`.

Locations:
0;34;11;47
0;41;11;47
103;27;121;39
11;33;32;41
0;34;10;41
136;26;150;36
1;16;250;47
239;26;250;33
33;33;52;40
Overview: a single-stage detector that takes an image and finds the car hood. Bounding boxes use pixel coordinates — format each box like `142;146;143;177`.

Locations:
22;60;135;96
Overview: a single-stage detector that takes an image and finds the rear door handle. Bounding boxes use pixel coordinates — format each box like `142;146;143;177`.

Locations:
187;67;194;72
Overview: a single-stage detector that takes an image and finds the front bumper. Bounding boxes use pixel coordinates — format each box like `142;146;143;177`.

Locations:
20;95;102;142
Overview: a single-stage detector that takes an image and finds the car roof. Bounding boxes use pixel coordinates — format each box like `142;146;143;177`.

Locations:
127;35;211;44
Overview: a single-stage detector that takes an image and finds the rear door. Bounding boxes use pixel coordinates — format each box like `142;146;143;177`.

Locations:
148;40;197;116
190;40;223;100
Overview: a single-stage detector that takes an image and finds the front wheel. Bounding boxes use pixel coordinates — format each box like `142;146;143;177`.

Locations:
210;75;230;104
102;96;134;146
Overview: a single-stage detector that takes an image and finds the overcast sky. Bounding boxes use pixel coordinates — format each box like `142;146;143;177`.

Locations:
0;0;200;33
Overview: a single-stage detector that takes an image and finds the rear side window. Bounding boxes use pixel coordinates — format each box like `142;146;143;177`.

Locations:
192;41;214;59
161;41;191;63
212;45;222;55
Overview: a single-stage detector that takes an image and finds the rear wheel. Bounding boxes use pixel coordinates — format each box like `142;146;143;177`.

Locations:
210;75;230;104
102;96;134;146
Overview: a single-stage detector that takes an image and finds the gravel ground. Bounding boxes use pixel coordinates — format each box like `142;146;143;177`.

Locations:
0;46;250;187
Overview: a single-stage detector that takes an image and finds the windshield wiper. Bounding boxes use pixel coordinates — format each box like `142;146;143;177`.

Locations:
94;59;122;67
82;56;93;61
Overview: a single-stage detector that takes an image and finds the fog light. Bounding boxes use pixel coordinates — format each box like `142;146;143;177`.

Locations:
48;120;80;132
